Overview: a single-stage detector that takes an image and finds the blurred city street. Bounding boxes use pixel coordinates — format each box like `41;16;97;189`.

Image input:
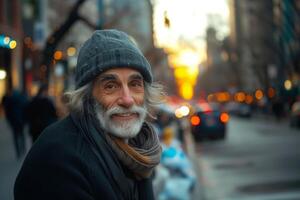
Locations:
0;118;29;200
192;115;300;200
1;0;300;199
1;112;300;200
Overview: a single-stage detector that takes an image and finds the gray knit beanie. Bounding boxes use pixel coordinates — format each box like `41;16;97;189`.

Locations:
75;29;153;89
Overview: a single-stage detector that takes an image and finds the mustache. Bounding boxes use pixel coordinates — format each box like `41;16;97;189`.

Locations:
106;105;146;117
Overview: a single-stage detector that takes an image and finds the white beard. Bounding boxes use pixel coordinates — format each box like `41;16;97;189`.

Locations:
94;103;147;139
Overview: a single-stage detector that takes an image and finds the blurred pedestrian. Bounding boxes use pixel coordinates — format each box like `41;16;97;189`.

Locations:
26;84;57;142
15;29;164;200
272;96;284;121
1;89;28;159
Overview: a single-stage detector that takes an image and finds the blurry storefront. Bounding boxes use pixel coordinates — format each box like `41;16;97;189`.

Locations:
0;0;24;100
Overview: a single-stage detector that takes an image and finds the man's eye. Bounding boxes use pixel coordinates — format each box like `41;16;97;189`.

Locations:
130;81;143;87
104;83;118;91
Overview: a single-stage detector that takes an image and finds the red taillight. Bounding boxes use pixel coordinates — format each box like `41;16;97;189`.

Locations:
220;113;229;123
191;115;201;126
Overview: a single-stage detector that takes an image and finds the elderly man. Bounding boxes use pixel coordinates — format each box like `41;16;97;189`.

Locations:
14;30;164;200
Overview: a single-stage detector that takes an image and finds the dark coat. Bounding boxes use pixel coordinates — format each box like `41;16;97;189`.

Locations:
14;116;154;200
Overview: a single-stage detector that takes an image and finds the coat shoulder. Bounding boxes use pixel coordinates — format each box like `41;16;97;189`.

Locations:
14;116;104;199
26;115;88;163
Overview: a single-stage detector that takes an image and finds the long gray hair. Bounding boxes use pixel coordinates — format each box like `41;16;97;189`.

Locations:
63;81;165;114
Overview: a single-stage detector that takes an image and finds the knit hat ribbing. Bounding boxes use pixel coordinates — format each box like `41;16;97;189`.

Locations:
75;29;153;89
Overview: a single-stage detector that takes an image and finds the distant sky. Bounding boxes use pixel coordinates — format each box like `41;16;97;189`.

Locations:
153;0;230;62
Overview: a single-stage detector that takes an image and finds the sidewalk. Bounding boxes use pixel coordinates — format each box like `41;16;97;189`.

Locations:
0;118;31;200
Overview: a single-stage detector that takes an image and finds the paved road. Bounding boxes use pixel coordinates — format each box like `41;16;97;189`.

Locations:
3;115;298;200
0;118;31;200
192;116;300;200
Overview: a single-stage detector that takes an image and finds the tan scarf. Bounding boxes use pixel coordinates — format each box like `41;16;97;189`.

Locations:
105;122;162;180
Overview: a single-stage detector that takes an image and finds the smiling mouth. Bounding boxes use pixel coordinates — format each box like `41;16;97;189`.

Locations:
111;113;139;121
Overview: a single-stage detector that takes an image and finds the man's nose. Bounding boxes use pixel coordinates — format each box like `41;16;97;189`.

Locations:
117;87;134;108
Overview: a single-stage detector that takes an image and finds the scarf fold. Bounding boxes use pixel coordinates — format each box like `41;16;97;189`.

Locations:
71;111;129;199
103;122;162;180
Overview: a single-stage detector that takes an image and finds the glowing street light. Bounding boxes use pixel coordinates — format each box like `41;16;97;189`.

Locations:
255;89;264;100
284;80;292;90
67;47;76;57
180;105;190;116
175;105;190;118
9;40;17;49
0;35;17;49
4;37;10;44
0;69;7;80
235;92;246;102
54;51;63;60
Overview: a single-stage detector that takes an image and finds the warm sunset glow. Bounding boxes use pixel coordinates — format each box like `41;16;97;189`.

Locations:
173;65;199;100
177;51;200;67
152;0;229;100
153;0;229;59
180;82;194;100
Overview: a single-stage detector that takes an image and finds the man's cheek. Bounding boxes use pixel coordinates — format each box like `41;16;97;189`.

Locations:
135;96;145;106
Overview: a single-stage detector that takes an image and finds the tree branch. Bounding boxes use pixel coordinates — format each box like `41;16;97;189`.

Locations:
41;0;87;81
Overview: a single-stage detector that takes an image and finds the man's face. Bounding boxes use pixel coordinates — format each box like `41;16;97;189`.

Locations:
92;68;147;138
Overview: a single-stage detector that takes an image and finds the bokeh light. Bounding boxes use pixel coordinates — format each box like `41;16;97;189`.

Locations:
255;89;264;100
0;69;7;80
191;115;200;125
9;40;17;49
67;47;76;57
284;80;292;90
54;51;63;60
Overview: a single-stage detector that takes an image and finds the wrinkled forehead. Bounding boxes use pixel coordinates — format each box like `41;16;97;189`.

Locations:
95;67;144;82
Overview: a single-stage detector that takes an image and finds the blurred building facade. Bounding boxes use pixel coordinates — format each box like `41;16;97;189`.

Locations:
228;0;275;92
197;0;276;96
201;0;300;105
0;0;23;99
196;27;234;94
226;0;300;101
273;0;300;100
46;0;99;95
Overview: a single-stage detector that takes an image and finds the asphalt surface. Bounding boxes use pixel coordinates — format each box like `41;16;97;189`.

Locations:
189;115;300;200
0;118;31;200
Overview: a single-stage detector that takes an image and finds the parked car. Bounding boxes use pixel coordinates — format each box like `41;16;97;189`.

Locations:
190;102;229;141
